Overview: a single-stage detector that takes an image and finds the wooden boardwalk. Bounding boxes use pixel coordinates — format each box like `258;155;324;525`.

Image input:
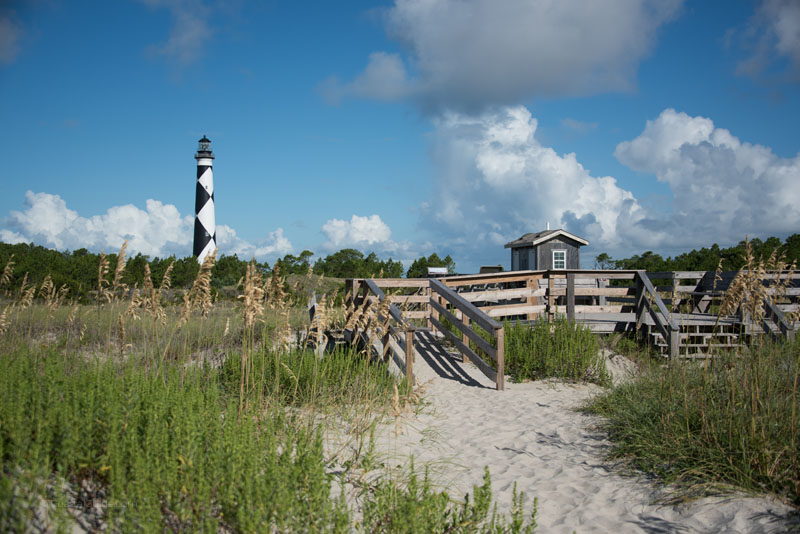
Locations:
341;270;799;390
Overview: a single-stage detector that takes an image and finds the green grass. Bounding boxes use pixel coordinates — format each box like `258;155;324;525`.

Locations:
0;303;540;531
504;318;608;385
585;338;800;505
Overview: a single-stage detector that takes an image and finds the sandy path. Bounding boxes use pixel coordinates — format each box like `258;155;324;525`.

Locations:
369;350;797;533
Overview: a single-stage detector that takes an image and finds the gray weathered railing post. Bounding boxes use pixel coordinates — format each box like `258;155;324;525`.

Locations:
635;273;645;332
405;327;415;386
495;326;505;391
566;272;575;321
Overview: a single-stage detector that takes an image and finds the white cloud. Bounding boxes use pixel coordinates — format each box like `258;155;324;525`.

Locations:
1;191;292;260
423;106;649;253
421;105;800;260
0;11;23;65
141;0;213;65
321;214;393;249
737;0;800;79
615;108;800;243
332;0;682;112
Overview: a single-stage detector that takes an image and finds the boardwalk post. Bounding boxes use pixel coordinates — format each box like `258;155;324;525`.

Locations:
635;273;644;333
495;327;505;391
462;314;471;361
547;274;555;322
405;328;415;386
566;273;575;322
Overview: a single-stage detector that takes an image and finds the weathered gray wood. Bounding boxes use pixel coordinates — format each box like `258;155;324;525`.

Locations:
405;329;414;385
401;311;430;319
459;287;544;302
485;305;546;317
429;279;503;332
567;272;575;321
638;272;679;331
428;298;497;360
388;295;430;304
371;278;429;288
364;279;406;324
496;327;505;391
430;316;498;382
765;300;795;340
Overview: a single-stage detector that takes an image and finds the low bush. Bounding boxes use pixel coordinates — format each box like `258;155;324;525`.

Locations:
586;338;800;504
504;318;607;385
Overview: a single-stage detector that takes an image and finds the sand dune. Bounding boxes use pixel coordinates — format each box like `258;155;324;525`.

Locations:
368;353;796;533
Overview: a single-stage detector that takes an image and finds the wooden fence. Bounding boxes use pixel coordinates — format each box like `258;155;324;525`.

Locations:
345;269;798;370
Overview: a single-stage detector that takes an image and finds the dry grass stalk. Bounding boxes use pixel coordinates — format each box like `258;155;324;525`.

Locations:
39;275;55;307
719;240;797;330
266;263;287;310
180;250;217;323
140;263;166;322
18;274;35;309
159;261;174;292
125;286;143;320
309;293;329;348
1;254;14;293
111;241;129;299
239;261;265;330
97;253;111;303
0;305;11;336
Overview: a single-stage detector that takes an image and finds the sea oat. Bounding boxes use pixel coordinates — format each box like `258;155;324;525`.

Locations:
1;254;14;292
111;241;129;299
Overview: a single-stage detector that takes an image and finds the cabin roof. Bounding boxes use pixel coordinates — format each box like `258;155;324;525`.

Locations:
504;229;589;248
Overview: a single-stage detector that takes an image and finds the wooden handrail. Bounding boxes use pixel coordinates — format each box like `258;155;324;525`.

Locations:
429;279;503;332
764;299;796;340
429;278;505;390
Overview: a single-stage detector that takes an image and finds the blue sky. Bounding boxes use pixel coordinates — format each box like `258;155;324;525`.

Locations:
1;0;799;272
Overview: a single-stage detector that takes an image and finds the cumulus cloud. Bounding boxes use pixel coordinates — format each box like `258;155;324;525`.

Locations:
321;214;393;249
423;106;649;253
330;0;682;112
615;108;800;243
141;0;214;65
737;0;800;80
1;191;292;259
421;105;800;259
0;10;23;65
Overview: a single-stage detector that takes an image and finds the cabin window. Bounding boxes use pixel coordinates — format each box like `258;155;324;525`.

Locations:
552;250;566;270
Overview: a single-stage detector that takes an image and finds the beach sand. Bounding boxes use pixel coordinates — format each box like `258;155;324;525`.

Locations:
363;350;797;533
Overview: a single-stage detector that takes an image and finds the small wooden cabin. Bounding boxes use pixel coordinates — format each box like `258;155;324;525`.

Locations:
505;229;588;271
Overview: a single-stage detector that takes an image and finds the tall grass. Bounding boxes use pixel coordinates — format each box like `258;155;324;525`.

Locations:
586;338;800;504
0;346;348;532
504;318;607;385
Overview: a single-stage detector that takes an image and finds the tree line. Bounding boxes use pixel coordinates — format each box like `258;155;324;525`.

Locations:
0;242;456;301
594;234;800;272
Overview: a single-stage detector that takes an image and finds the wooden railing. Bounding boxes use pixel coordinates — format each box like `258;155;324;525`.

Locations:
428;279;505;390
345;279;417;385
764;299;796;341
635;271;680;357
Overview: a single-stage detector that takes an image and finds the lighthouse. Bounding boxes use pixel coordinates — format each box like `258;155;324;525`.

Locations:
193;135;216;263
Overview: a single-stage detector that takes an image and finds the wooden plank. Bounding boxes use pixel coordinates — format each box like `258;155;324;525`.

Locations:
405;329;414;385
371;278;429;288
444;274;540;286
402;311;429;319
573;287;635;296
574;305;628;313
429;298;497;360
638;272;679;331
364;279;406;324
458;287;544;302
567;272;575;321
429;316;498;382
388;295;430;304
485;305;546;317
429;279;503;332
495;328;505;391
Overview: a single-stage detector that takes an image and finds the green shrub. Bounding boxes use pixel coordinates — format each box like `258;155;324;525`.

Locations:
586;338;800;504
504;318;607;385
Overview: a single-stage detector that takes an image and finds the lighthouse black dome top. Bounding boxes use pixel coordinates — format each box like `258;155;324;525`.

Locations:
195;135;214;159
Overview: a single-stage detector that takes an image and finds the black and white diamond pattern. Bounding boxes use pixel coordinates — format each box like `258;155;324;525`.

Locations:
193;163;216;263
